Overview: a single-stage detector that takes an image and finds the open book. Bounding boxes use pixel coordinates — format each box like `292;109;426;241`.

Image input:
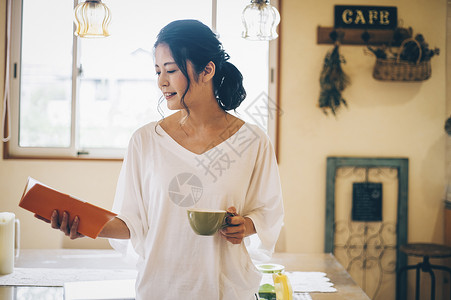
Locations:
19;177;117;239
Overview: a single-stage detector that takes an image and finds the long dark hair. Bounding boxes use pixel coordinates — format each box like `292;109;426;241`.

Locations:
154;19;246;114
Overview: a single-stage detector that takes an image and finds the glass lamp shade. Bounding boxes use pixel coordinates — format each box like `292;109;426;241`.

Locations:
74;0;111;38
242;0;280;41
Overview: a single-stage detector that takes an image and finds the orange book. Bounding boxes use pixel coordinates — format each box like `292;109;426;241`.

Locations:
19;177;117;239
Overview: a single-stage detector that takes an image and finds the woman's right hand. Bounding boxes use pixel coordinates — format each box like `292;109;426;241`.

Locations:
34;210;84;240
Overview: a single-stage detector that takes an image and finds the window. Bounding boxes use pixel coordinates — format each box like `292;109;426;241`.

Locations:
8;0;279;159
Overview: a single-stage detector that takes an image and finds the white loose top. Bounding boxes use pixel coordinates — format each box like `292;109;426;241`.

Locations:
110;121;284;300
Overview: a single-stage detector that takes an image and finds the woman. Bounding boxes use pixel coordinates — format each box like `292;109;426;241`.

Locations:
47;19;284;299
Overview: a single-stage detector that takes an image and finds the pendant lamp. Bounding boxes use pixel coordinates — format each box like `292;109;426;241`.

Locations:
74;0;111;38
242;0;280;41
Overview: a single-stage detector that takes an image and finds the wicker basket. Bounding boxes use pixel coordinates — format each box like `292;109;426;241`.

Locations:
372;38;431;82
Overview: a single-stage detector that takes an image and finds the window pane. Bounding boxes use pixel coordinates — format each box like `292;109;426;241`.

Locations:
217;0;270;131
78;0;212;150
19;0;73;147
13;0;274;158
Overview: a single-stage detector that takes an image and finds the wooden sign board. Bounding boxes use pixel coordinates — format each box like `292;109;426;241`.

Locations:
352;182;383;222
335;5;397;30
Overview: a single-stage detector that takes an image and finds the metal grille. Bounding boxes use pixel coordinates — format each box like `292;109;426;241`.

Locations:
333;167;398;300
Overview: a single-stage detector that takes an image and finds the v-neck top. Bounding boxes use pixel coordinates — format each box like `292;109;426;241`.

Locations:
157;121;246;156
110;120;284;300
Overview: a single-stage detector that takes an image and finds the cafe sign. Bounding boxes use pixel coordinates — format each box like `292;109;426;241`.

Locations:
334;5;397;30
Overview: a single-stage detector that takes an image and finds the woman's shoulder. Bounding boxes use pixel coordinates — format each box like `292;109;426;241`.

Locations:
222;121;273;159
133;121;159;135
239;122;271;145
128;121;162;145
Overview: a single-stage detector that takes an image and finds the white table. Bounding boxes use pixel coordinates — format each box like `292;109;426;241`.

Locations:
271;252;370;299
0;250;369;299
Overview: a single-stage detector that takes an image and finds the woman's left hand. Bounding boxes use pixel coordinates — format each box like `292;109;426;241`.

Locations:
220;206;255;244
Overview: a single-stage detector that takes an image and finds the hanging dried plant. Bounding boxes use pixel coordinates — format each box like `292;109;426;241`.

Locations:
318;44;350;116
445;116;451;136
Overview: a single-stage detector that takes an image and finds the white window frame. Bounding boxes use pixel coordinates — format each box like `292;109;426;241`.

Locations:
7;0;280;159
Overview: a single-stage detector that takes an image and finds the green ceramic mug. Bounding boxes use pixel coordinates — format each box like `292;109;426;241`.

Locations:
187;208;227;236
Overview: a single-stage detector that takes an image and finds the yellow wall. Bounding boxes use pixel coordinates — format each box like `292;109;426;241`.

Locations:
278;0;447;253
0;0;448;256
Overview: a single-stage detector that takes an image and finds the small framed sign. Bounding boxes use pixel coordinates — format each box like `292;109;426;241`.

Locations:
352;182;383;222
334;5;397;30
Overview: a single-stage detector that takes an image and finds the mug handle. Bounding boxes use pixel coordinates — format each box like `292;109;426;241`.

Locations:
14;219;20;258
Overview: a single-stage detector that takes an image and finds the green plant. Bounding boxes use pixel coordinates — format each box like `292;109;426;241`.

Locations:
318;44;350;116
367;30;439;63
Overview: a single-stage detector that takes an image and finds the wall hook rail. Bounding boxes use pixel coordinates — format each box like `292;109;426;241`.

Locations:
317;26;409;46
